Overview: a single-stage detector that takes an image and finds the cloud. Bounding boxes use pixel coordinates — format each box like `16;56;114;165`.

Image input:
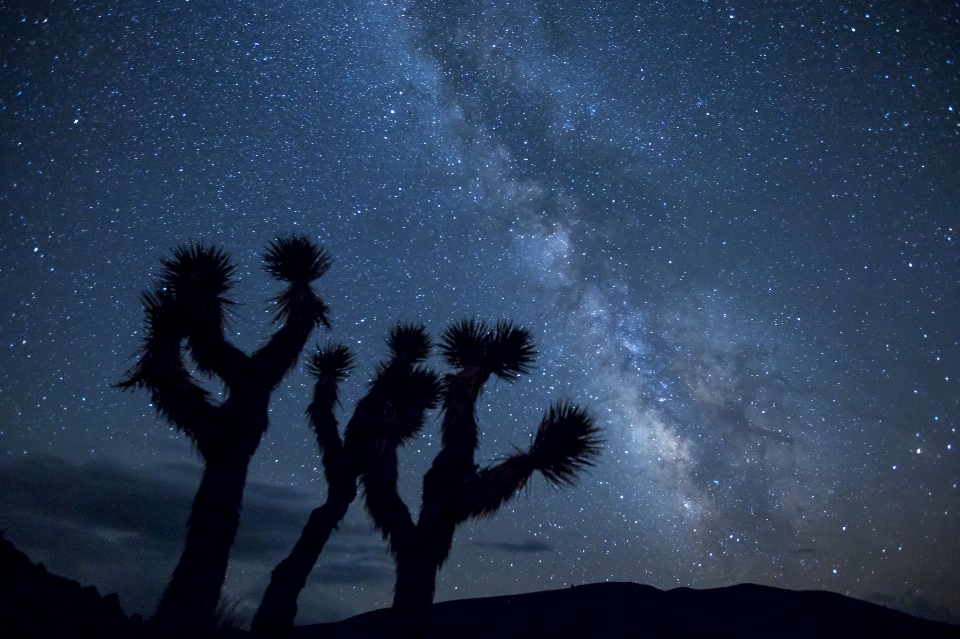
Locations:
308;560;394;585
0;455;390;617
472;538;554;553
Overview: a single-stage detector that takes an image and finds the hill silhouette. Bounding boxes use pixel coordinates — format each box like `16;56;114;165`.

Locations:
296;581;960;639
0;532;144;639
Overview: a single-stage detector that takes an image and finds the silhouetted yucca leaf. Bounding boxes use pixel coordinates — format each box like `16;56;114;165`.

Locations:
387;323;432;364
307;343;354;381
396;366;443;426
529;402;601;486
485;321;536;381
271;286;331;327
263;235;331;283
369;364;441;443
141;289;186;341
411;367;443;409
376;365;442;409
307;343;351;453
439;319;489;369
118;289;213;448
119;290;186;389
159;243;236;303
439;320;536;379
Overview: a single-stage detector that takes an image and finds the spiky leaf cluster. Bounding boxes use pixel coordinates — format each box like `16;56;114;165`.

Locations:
439;319;536;380
529;401;602;486
307;343;354;382
140;290;186;346
387;323;432;364
118;290;213;450
382;366;443;444
263;237;332;326
159;244;236;306
270;285;331;327
485;321;536;381
439;319;487;369
119;291;187;388
263;235;331;284
306;343;353;454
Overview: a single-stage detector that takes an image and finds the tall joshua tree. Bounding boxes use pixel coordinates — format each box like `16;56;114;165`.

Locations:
250;325;441;639
119;236;331;638
362;320;603;639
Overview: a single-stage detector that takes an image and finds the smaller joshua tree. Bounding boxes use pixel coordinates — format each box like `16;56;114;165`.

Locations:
119;236;331;639
251;326;442;639
362;320;603;639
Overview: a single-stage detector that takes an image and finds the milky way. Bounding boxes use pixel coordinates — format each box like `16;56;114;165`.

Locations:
1;0;958;625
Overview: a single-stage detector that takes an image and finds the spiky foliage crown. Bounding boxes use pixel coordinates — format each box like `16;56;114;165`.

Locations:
439;319;536;381
486;321;536;381
159;243;236;306
306;343;354;382
439;319;487;369
263;235;331;284
529;401;602;486
387;323;432;364
263;236;332;327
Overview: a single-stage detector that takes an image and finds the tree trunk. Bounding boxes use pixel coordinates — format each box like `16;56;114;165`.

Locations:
391;544;439;639
250;482;356;639
152;458;250;639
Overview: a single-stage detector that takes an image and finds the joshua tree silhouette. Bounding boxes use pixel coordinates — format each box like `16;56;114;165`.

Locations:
250;326;442;639
362;319;602;639
119;236;331;638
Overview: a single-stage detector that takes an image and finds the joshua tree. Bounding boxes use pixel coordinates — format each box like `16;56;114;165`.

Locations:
362;320;602;639
119;236;331;638
250;326;442;639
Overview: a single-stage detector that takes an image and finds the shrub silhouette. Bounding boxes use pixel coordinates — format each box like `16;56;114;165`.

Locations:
361;319;602;639
119;236;331;638
251;326;441;638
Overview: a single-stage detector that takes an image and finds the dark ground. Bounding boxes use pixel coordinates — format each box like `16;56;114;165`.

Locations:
3;533;958;639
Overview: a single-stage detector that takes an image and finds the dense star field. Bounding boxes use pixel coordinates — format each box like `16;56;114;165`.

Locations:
1;0;958;626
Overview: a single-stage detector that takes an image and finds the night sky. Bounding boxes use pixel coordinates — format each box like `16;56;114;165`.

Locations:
2;0;958;627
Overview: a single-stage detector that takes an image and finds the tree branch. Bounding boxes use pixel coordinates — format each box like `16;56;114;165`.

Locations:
119;291;216;453
458;453;536;520
252;284;328;389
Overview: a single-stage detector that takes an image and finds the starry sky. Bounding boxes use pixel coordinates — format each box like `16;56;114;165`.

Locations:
1;0;958;627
